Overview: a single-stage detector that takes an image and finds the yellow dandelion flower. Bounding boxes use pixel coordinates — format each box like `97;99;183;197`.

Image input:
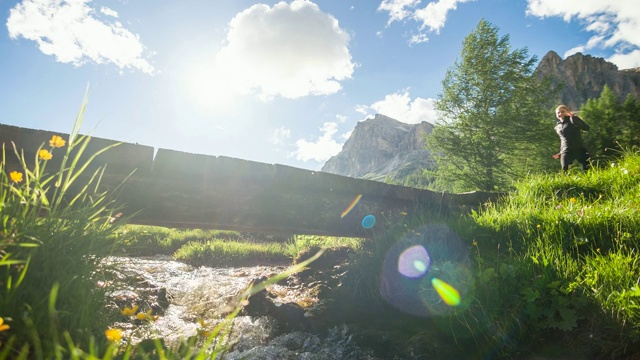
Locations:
121;305;139;317
38;149;53;160
105;328;122;343
536;224;541;229
0;317;10;332
569;197;576;203
9;171;23;183
49;135;66;148
136;310;158;321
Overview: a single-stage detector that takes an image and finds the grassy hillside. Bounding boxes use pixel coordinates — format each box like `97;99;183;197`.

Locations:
335;150;640;358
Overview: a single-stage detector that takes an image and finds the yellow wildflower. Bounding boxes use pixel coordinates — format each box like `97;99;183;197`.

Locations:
136;309;158;321
400;211;408;216
121;305;139;317
49;135;66;148
38;149;53;160
105;328;122;343
0;317;10;332
9;171;23;183
536;224;541;229
569;197;576;203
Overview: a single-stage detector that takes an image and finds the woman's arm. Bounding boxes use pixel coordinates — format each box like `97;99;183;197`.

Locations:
571;115;590;131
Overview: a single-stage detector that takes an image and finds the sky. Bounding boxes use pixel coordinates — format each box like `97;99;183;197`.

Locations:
1;0;639;171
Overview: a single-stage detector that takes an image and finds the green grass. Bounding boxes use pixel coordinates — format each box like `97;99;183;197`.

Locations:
332;150;640;359
173;238;291;266
112;225;245;256
112;224;365;267
0;95;127;358
464;155;640;357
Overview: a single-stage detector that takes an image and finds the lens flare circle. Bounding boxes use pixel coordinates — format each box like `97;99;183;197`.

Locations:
362;214;376;229
379;223;473;318
398;245;430;278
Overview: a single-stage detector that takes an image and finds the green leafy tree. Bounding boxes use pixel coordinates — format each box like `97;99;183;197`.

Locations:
580;85;640;160
621;94;640;148
580;85;621;158
426;19;557;192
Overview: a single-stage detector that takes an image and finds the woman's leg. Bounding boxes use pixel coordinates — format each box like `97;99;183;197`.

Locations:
577;150;591;170
560;153;573;171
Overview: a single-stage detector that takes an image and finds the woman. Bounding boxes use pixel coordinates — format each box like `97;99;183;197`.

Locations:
553;105;591;171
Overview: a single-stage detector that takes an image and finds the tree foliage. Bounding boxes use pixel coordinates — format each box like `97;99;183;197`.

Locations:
426;19;557;192
580;85;640;161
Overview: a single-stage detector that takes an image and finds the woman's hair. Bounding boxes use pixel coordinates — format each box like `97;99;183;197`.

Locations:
556;104;571;113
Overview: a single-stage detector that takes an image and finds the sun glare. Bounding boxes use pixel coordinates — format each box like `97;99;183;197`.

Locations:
184;58;244;113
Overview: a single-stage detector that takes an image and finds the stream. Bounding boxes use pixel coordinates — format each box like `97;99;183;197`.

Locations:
103;255;376;359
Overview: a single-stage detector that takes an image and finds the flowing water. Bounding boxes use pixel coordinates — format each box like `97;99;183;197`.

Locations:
104;255;376;359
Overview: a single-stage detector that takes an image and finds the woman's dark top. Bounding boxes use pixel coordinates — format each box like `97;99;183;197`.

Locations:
554;115;589;154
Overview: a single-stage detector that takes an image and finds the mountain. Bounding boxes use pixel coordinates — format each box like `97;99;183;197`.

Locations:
321;114;435;183
534;51;640;110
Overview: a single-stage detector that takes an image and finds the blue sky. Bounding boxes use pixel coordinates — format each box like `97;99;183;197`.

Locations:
2;0;639;171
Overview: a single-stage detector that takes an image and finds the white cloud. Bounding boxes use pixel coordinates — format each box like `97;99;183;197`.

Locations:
100;6;118;18
413;0;475;33
526;0;640;68
197;0;354;102
364;90;437;124
378;0;421;25
6;0;154;74
409;33;429;45
378;0;475;43
608;49;640;69
292;122;344;162
355;104;369;115
271;127;291;145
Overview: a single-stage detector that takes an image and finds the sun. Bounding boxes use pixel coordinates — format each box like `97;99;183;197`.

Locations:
183;56;247;114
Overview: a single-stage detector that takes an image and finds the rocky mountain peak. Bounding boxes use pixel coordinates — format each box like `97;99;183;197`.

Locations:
534;51;640;109
321;114;434;180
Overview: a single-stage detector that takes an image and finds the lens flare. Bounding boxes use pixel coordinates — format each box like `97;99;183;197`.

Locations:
341;194;363;218
398;245;430;278
431;277;461;306
380;224;472;317
362;214;376;229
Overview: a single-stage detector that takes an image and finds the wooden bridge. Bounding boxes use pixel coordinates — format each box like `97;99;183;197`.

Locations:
1;124;501;238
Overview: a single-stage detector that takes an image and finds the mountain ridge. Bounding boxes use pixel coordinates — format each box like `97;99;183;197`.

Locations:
534;50;640;110
321;114;434;182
